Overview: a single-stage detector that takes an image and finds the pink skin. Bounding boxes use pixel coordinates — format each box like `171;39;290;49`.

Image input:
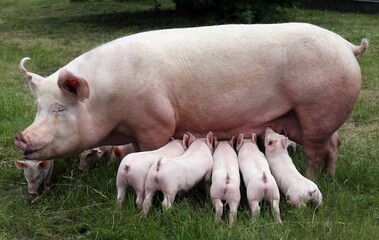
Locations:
14;24;367;179
15;160;54;195
210;137;240;225
116;139;185;209
264;128;322;208
236;133;282;224
142;132;214;216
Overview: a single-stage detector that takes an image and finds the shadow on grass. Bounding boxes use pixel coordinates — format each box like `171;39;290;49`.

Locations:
36;8;223;33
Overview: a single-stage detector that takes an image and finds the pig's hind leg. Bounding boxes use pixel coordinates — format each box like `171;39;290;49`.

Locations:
142;189;156;216
212;198;223;223
162;191;176;211
296;107;343;179
135;190;144;210
228;201;239;226
270;199;282;224
248;200;261;220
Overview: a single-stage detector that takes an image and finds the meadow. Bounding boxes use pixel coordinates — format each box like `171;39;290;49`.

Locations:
0;0;378;239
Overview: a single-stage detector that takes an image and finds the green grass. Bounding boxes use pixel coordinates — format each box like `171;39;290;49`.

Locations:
1;0;378;239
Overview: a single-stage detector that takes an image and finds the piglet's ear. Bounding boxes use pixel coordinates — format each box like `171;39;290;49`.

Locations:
182;133;190;150
228;136;235;148
206;131;214;150
15;160;27;169
188;133;196;146
113;146;123;159
251;133;257;144
38;160;51;170
236;133;244;152
281;137;288;150
58;68;90;102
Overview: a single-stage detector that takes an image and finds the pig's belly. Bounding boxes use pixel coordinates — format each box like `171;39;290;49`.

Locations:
173;110;303;143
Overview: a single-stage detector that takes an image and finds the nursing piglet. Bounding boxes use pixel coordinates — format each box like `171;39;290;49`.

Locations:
210;136;240;225
112;143;136;161
264;127;322;208
79;146;114;170
79;144;136;170
143;132;214;216
116;139;185;209
236;133;282;223
15;160;54;195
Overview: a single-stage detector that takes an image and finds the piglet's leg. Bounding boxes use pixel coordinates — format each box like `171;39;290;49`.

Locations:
203;171;212;198
212;199;223;223
116;185;127;205
162;192;176;211
135;190;144;210
271;199;282;224
249;200;261;220
228;202;239;226
142;190;156;216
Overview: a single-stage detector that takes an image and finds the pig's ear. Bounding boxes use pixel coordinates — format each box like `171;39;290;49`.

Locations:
188;133;197;146
281;137;288;150
113;146;123;159
182;133;190;150
38;160;51;170
19;57;45;92
15;160;27;169
236;133;244;152
58;68;90;102
206;131;214;150
251;133;257;144
228;136;235;148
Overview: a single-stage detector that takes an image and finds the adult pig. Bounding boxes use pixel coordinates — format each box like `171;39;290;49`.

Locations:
15;23;367;178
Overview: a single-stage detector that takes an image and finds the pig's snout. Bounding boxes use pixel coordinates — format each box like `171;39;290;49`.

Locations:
15;132;30;151
28;187;38;195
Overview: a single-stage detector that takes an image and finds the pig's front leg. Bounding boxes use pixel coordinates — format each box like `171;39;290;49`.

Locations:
134;107;176;151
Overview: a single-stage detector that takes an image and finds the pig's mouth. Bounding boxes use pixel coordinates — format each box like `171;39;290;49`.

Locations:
23;148;43;159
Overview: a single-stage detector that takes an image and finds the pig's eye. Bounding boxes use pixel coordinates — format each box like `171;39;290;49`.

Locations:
51;103;67;113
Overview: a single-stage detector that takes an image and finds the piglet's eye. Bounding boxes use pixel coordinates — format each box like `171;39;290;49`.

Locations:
51;103;67;113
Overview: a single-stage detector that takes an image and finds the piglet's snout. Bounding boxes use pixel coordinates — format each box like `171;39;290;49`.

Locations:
14;132;30;151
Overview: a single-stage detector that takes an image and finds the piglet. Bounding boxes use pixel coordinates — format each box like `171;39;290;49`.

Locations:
143;132;214;216
264;127;322;208
116;139;185;209
111;143;136;162
236;133;282;223
15;160;54;195
78;146;114;170
210;136;240;225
